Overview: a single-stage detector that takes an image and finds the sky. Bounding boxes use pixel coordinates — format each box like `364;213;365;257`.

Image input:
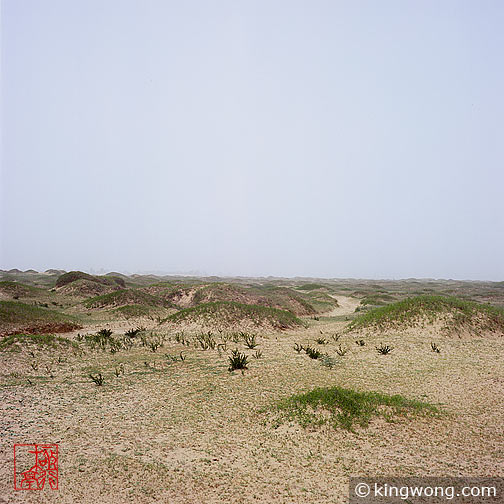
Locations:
1;0;503;280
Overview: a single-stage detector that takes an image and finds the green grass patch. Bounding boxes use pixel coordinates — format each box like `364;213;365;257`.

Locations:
276;386;440;431
163;301;305;329
348;295;504;333
360;293;396;306
0;301;81;335
0;301;74;324
0;333;78;351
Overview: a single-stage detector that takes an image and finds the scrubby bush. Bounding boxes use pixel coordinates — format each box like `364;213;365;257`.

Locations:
376;343;394;355
242;333;258;349
304;346;322;359
335;344;348;356
228;349;248;371
89;372;104;386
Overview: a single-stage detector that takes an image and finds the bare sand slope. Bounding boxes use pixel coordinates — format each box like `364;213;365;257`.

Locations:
323;295;361;317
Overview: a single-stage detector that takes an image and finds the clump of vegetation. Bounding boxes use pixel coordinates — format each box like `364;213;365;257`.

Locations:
304;346;322;359
431;342;441;353
114;364;125;377
242;332;258;349
253;349;263;359
121;336;134;350
355;339;366;346
316;337;328;345
109;338;122;354
335;344;348;356
147;334;165;352
174;331;190;346
196;331;216;350
320;355;338;369
164;352;186;362
294;343;304;353
376;343;394;355
226;332;241;343
84;328;131;354
89;372;104;386
45;364;54;378
228;349;249;371
125;327;142;338
276;386;440;431
84;329;114;350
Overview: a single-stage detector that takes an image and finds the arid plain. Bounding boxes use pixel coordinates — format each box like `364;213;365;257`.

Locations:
1;270;503;503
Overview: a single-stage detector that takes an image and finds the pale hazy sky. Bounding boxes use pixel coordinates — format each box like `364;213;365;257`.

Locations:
1;0;503;279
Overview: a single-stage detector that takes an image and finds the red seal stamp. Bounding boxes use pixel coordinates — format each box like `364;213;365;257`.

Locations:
13;444;59;490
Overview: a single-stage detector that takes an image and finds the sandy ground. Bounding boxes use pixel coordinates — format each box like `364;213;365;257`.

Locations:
323;296;361;317
1;297;503;503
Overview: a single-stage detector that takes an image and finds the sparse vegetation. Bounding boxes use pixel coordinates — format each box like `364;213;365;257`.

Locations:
196;331;216;350
0;333;77;351
147;335;164;352
1;270;503;502
84;289;171;310
320;354;338;369
163;301;305;330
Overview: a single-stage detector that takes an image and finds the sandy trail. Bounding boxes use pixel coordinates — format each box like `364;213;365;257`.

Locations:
323;295;360;317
